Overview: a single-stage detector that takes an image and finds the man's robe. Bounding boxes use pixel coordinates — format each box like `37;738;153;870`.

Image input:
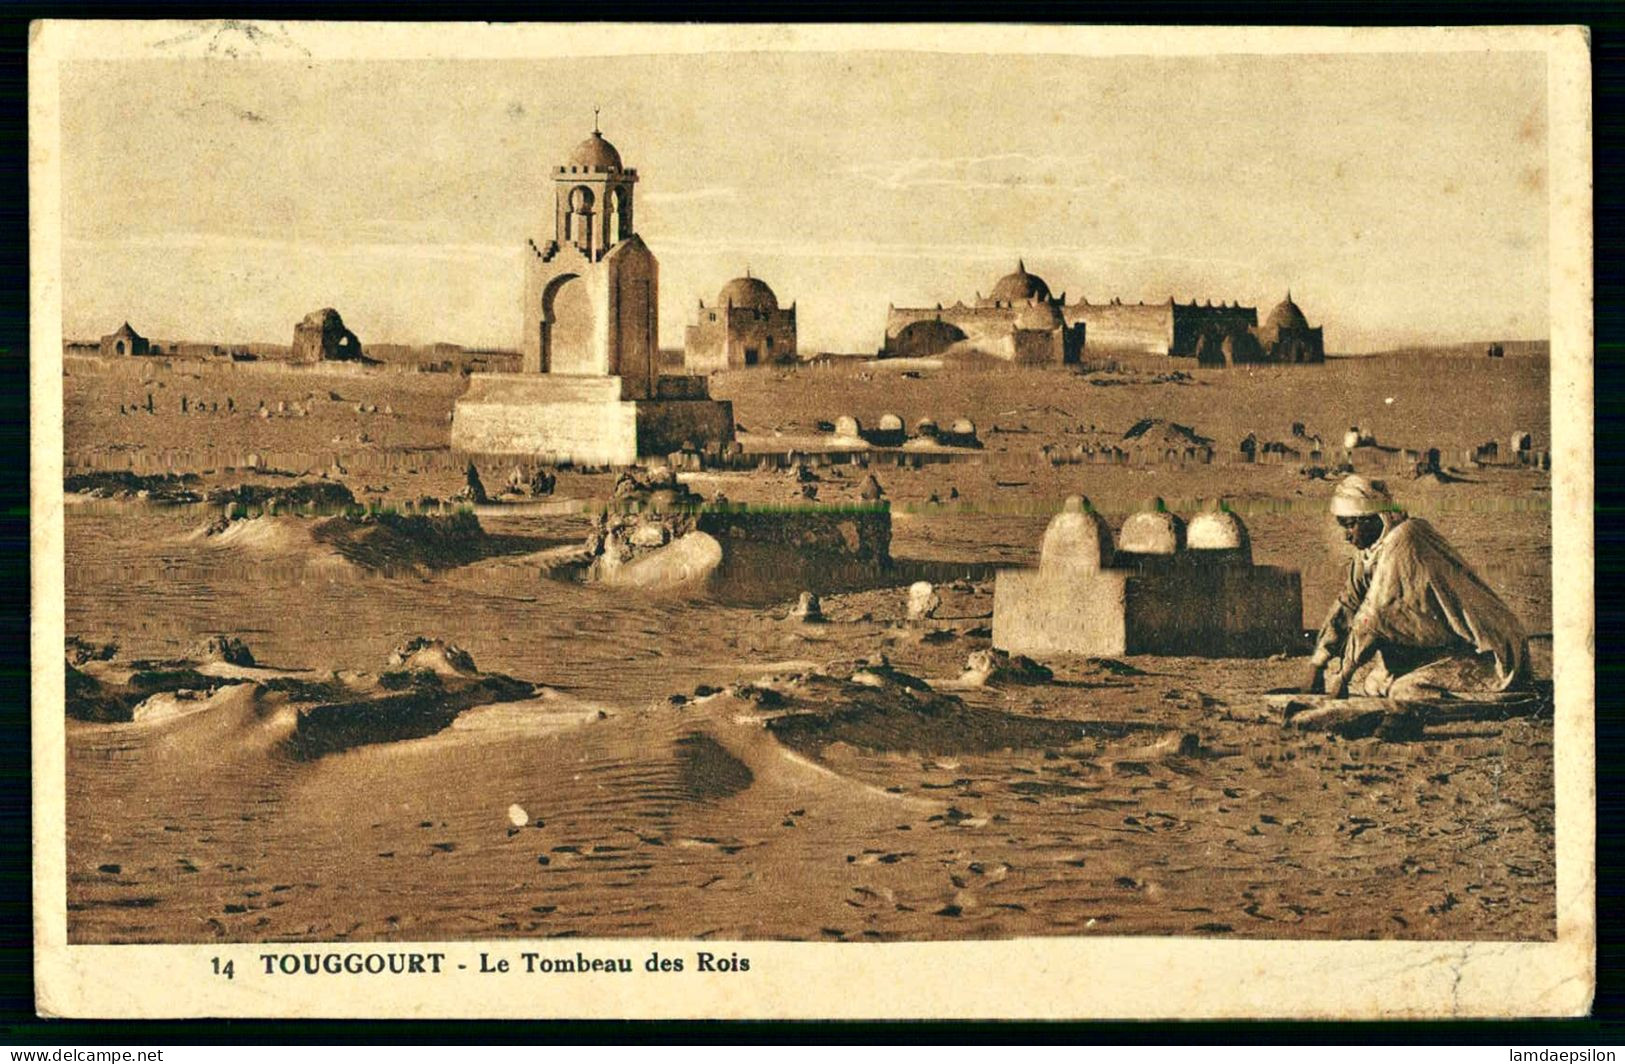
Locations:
1312;516;1528;694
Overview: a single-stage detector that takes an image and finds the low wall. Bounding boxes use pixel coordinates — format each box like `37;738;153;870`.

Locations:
696;505;892;605
697;504;891;563
636;398;735;456
586;504;894;605
655;375;713;400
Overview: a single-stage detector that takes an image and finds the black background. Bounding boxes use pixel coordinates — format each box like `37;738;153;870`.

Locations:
0;0;1615;1044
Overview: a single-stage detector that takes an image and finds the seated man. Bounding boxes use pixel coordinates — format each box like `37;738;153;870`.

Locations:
1304;475;1528;699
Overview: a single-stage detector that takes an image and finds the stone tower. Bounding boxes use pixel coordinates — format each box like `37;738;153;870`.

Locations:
453;117;734;466
520;120;658;400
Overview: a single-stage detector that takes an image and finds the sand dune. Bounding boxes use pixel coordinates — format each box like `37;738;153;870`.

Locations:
63;351;1555;944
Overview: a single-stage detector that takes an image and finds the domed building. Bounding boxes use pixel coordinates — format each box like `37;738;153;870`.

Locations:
880;260;1085;364
883;260;1326;365
1254;291;1324;363
985;261;1053;305
684;269;797;371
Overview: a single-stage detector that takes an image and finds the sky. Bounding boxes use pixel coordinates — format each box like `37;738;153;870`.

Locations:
58;48;1550;353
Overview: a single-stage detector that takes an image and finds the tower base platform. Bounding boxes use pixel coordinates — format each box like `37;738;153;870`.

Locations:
451;373;734;466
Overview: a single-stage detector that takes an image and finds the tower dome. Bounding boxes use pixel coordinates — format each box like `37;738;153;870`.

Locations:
1187;499;1252;562
1118;497;1186;557
1260;291;1309;341
716;273;779;312
1038;496;1114;575
988;260;1052;304
569;129;623;171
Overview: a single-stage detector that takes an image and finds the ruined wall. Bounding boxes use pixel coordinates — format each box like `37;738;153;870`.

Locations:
697;505;892;563
1170;304;1259;357
290;309;362;364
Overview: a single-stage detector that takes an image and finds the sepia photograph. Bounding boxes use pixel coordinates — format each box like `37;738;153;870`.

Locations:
29;21;1594;1019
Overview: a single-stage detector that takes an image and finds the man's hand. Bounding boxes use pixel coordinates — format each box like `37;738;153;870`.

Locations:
1298;661;1324;694
1324;668;1350;698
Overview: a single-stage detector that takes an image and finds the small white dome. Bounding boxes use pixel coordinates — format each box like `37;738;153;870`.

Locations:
1118;498;1185;555
1187;501;1251;560
1038;496;1114;575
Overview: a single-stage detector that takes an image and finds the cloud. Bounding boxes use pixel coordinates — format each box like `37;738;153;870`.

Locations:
641;186;739;205
846;153;1105;194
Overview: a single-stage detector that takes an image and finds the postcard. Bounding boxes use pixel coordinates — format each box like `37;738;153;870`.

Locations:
29;21;1594;1019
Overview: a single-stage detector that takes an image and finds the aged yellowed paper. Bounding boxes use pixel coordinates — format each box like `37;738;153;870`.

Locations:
31;21;1593;1018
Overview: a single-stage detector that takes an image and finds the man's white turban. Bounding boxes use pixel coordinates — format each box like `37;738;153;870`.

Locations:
1329;474;1396;517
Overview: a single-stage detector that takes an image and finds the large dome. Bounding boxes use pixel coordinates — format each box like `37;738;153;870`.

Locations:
568;130;623;171
989;260;1052;304
1263;292;1309;335
717;274;778;311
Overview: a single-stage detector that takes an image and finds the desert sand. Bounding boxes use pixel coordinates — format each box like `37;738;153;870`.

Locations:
61;350;1553;943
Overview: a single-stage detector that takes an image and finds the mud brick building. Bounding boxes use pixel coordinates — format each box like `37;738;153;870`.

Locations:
883;261;1325;364
98;322;150;358
1250;292;1325;364
684;271;797;371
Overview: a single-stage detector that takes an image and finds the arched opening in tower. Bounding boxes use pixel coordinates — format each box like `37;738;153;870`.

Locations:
541;274;595;374
568;185;596;249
